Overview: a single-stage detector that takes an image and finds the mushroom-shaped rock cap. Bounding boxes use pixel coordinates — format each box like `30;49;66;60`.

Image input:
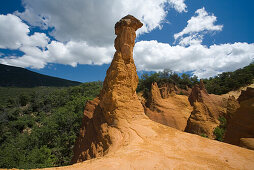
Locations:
115;15;143;35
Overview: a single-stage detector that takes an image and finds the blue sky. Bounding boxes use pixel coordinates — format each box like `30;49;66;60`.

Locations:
0;0;254;82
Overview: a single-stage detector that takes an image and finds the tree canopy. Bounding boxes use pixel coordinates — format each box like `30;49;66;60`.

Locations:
203;63;254;94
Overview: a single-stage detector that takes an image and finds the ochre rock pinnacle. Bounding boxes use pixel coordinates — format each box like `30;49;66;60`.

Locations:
71;15;145;163
99;15;144;125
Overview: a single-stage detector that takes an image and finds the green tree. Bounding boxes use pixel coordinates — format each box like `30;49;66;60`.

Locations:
213;116;227;142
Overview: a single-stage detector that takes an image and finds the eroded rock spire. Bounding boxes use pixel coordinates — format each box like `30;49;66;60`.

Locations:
71;15;144;163
99;15;144;125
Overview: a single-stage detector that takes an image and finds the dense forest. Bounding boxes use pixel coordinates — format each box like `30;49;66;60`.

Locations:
137;63;254;96
0;82;102;169
0;64;81;87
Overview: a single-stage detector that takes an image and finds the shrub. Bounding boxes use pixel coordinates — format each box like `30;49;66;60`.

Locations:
200;133;208;138
213;116;227;141
214;127;225;141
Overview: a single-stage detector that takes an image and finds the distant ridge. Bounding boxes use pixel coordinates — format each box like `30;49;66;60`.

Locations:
0;64;81;87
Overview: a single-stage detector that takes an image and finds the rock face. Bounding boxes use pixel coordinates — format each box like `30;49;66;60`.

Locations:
65;16;254;169
224;87;254;146
71;98;106;162
185;80;239;138
145;82;192;131
238;87;254;102
158;83;191;97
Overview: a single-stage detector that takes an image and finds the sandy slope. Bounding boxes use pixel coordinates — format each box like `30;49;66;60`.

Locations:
38;117;254;170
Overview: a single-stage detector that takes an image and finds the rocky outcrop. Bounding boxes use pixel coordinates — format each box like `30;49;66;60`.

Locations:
224;87;254;146
188;80;208;106
145;82;192;131
65;16;254;169
159;83;191;97
185;80;239;139
146;82;162;109
159;83;177;98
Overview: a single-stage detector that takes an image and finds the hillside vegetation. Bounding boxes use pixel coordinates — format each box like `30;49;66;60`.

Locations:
0;87;60;106
137;63;254;96
203;63;254;94
0;64;81;87
0;82;102;169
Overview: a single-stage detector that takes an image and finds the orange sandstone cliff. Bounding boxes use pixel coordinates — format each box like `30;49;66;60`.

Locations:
145;82;192;131
185;80;239;139
37;15;254;170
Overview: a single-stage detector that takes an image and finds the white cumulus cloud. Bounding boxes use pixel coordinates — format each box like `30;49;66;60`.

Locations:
134;41;254;78
0;13;114;69
0;40;115;69
0;14;50;68
46;41;114;67
174;7;223;46
16;0;187;46
0;14;49;49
